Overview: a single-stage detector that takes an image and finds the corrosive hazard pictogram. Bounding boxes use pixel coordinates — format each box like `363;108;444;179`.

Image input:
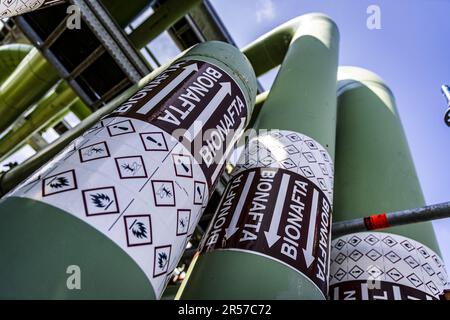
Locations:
124;215;152;247
42;169;78;196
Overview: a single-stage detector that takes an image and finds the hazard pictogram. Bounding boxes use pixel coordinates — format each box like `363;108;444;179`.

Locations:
124;215;152;247
172;154;193;178
82;186;119;216
42;169;78;197
153;245;172;277
193;181;206;205
151;180;175;207
107;119;135;136
140;132;168;151
79;141;110;162
115;155;148;179
176;209;191;236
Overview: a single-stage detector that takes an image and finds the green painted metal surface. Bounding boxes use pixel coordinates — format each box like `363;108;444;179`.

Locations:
0;44;33;85
0;48;60;133
129;0;202;49
0;197;155;299
179;14;340;300
0;82;77;162
334;67;440;253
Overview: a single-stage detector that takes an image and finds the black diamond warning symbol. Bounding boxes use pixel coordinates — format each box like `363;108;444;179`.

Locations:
349;249;363;262
366;249;382;261
319;163;328;176
334;239;346;250
300;166;315;178
284;144;300;155
319;150;329;162
172;154;193;178
270;131;283;139
404;255;420;269
418;247;430;259
400;239;415;252
79;141;110;162
335;253;346;265
349;265;364;279
348;235;362;247
151;180;175;207
303;152;316;163
280;158;296;170
368;266;383;279
407;273;423;287
382;236;398;247
385;251;401;263
193;181;206;205
261;155;275;166
317;178;328;191
387;268;404;282
364;234;379;246
304;140;318;150
422;263;435;276
140;132;168;151
426;281;440;295
334;268;346;281
176;209;191;236
286;133;302;142
124;215;152;247
82;186;120;216
432;255;442;268
42;169;78;196
153;245;171;278
107;119;135;136
115;156;147;179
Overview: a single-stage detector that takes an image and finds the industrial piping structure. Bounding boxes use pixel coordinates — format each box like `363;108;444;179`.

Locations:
0;1;448;300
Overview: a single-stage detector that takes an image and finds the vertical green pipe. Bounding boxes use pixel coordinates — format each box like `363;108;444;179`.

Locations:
0;41;256;299
178;14;340;300
330;67;448;300
69;99;92;120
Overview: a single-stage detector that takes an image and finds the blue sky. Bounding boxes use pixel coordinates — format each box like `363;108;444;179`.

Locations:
211;0;450;266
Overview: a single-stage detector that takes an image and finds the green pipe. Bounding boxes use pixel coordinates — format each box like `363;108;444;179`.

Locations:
329;67;447;300
101;0;151;28
0;41;256;299
0;44;33;84
178;13;340;300
69;99;92;120
0;82;77;162
0;48;60;133
129;0;202;49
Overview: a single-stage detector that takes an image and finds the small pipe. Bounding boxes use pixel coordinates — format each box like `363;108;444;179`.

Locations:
332;201;450;238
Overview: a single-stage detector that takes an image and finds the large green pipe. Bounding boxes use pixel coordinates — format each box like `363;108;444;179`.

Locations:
129;0;202;49
329;67;448;300
0;41;256;299
0;82;78;162
0;44;33;84
0;48;60;133
69;98;92;120
178;13;339;299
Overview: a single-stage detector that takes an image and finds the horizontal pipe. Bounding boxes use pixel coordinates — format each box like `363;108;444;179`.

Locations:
129;0;202;48
332;201;450;238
